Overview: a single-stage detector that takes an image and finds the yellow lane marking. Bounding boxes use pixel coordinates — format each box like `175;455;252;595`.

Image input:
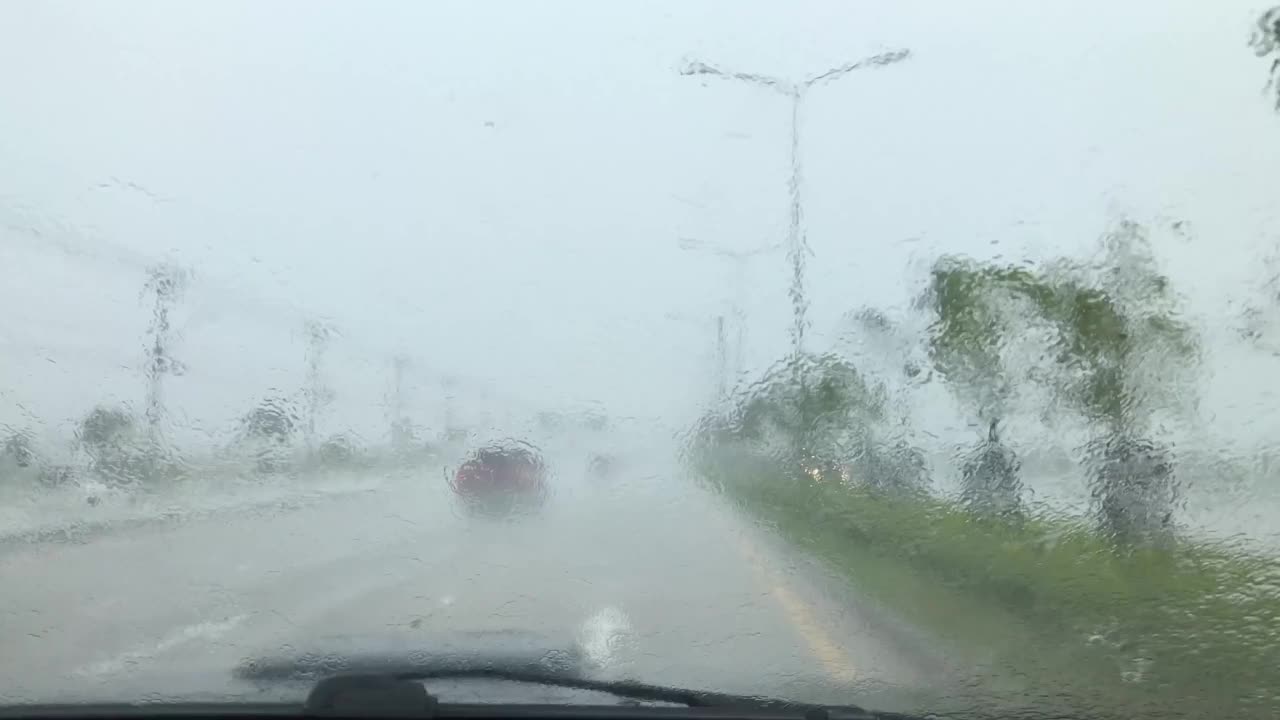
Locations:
731;530;861;685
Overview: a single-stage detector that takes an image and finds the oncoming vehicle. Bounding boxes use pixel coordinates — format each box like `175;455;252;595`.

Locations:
449;441;550;518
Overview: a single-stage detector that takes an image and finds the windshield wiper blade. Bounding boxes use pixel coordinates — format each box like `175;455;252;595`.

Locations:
236;653;872;714
309;670;830;712
0;674;917;720
0;662;921;720
298;672;907;720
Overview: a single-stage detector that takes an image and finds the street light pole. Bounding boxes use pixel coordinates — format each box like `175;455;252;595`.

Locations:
389;354;411;450
664;310;731;404
677;237;781;380
303;319;336;454
680;49;911;359
715;314;727;400
142;263;189;446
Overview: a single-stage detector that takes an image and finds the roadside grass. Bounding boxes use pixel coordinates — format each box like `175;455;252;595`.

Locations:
711;462;1280;719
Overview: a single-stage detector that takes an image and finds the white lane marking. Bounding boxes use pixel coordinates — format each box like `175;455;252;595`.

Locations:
577;606;633;670
76;615;247;678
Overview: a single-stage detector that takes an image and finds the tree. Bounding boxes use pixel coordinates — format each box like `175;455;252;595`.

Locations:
1037;222;1199;542
838;308;931;495
240;397;298;444
921;257;1035;517
1254;7;1280;110
2;429;35;469
958;420;1022;519
1044;222;1199;427
924;220;1199;539
303;319;337;452
239;396;299;473
684;350;928;495
682;407;737;471
857;434;929;496
141;264;189;441
76;406;137;452
731;352;889;484
75;405;156;486
317;434;363;468
388;355;414;451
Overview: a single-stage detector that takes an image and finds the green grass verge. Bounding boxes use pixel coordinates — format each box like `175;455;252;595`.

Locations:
714;466;1280;719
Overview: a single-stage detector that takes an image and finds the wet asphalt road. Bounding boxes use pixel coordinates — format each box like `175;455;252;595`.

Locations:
0;459;948;712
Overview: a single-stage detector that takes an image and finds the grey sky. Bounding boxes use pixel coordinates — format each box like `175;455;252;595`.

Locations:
2;0;1279;448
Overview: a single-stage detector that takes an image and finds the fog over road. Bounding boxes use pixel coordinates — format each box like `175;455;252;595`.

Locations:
0;455;948;712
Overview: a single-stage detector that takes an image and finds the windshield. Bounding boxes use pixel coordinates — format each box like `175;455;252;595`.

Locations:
3;2;1280;718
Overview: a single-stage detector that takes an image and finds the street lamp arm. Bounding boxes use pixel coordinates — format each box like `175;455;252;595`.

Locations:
803;48;911;88
677;237;783;260
679;58;795;95
731;241;785;259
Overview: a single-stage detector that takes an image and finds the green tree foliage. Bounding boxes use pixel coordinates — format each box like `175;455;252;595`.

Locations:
921;257;1038;516
924;220;1199;539
317;434;364;468
74;405;171;486
1055;224;1197;544
686;352;929;493
2;428;35;469
930;222;1199;425
857;436;929;496
734;352;885;468
1032;221;1198;432
239;397;298;445
76;406;137;451
239;396;299;473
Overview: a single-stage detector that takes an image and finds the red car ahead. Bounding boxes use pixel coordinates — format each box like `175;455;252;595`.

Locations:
449;442;549;518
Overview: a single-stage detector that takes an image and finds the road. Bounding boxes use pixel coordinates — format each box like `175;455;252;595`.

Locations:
0;456;952;713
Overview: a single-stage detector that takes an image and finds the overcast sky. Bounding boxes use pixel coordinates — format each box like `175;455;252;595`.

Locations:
2;0;1279;449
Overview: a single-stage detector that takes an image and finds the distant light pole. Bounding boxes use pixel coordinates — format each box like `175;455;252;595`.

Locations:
441;374;459;442
714;314;728;400
680;49;911;358
389;354;413;450
303;319;336;453
677;237;781;379
142;263;189;445
391;355;407;420
665;310;730;403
